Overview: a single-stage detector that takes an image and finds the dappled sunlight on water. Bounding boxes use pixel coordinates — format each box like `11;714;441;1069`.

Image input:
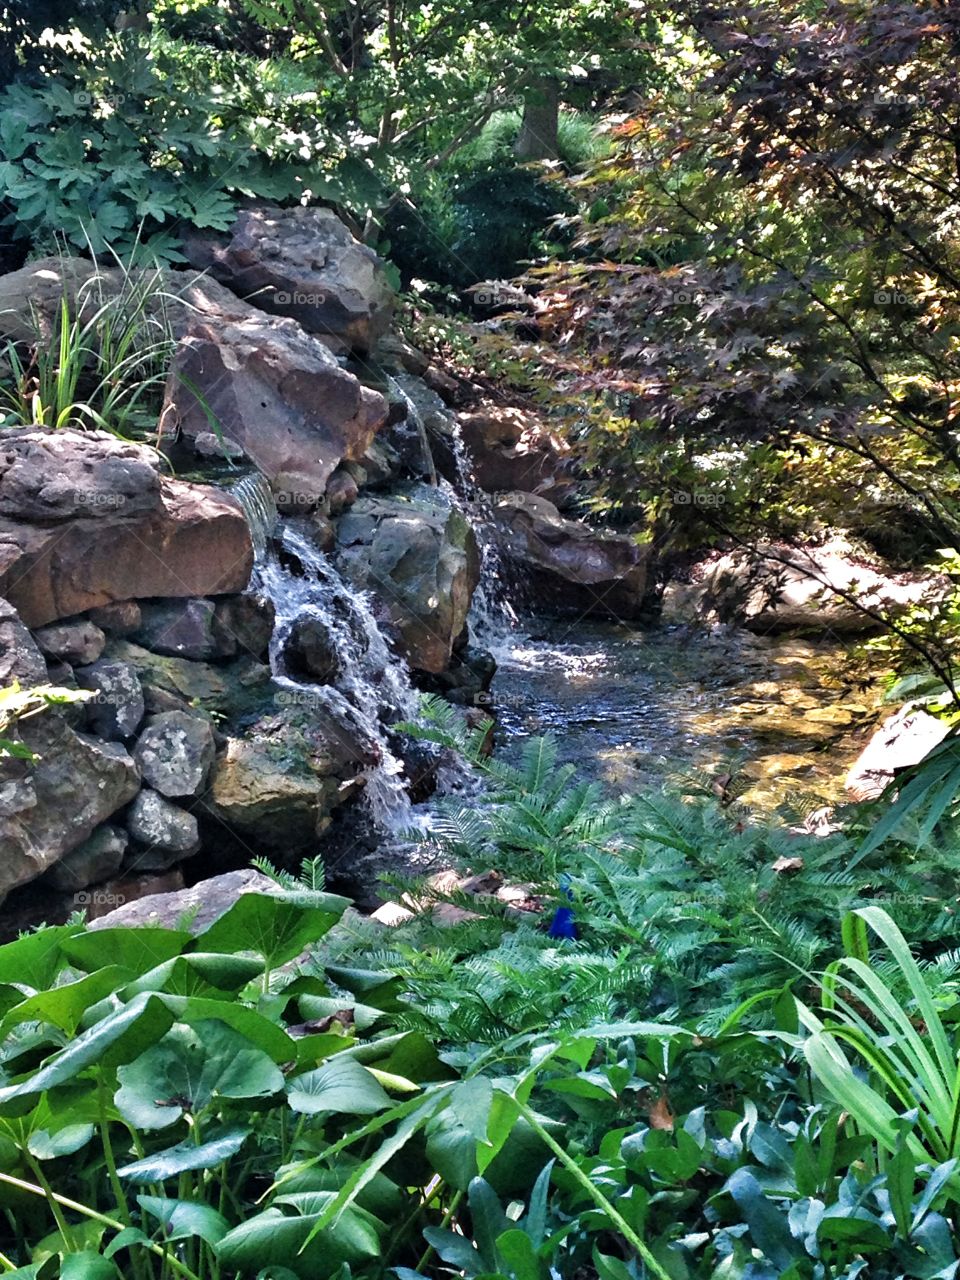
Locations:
489;619;883;818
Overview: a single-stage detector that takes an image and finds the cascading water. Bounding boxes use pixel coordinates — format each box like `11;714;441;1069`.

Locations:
420;402;520;648
232;472;418;829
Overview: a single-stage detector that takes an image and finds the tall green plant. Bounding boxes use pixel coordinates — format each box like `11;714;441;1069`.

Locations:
796;906;960;1169
0;252;174;438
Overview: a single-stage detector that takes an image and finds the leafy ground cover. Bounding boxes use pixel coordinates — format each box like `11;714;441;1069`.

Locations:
1;698;959;1279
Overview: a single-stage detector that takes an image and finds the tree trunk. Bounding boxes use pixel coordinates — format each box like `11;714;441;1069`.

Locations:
514;79;560;160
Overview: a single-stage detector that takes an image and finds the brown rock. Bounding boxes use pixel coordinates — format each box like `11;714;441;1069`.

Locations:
494;492;649;620
86;601;142;636
161;307;389;507
456;403;573;499
0;431;252;628
181;205;392;354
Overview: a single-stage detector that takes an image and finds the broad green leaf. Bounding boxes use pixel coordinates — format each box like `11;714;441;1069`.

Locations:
216;1199;382;1277
63;929;189;978
452;1076;494;1144
118;1126;250;1181
27;1124;96;1160
286;1057;391;1116
137;1195;229;1244
124;953;264;998
154;995;293;1062
60;1253;119;1280
0;994;174;1113
2;968;128;1037
116;1020;285;1130
324;966;405;1011
197;892;349;968
726;1168;801;1270
499;1229;543;1280
0;926;77;989
421;1226;482;1273
468;1177;507;1272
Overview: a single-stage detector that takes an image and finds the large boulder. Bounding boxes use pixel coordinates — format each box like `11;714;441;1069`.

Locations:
204;703;377;851
695;541;942;635
335;487;480;674
180;204;393;354
87;868;286;932
160;303;389;507
455;403;573;500
845;704;952;801
493;492;650;619
0;257;390;512
0;714;140;896
0;431;252;627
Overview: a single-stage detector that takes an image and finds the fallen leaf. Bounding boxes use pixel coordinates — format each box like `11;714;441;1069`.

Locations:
649;1093;675;1131
771;856;804;874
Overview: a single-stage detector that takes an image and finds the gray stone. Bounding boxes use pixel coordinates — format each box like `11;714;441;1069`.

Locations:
75;658;145;739
135;599;218;661
285;616;341;684
33;619;106;666
180;204;393;354
133;710;216;798
205;702;378;852
47;824;128;892
0;598;47;686
336;486;480;674
0;716;140;895
212;593;275;661
193;432;246;461
846;705;953;801
87;868;286;932
696;540;945;635
127;789;200;865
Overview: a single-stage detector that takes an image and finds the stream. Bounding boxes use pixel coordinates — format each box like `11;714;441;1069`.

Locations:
482;615;879;817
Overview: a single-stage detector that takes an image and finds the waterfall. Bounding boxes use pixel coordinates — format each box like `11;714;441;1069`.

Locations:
231;474;417;828
231;471;277;556
441;417;520;647
384;375;437;485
